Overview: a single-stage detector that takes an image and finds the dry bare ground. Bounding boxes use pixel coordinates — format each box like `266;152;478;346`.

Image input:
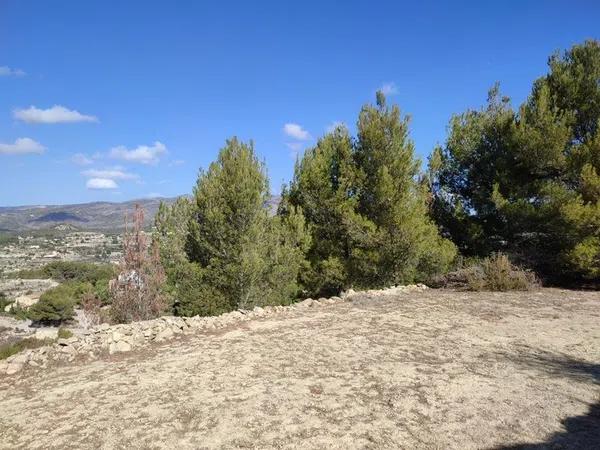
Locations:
0;288;599;449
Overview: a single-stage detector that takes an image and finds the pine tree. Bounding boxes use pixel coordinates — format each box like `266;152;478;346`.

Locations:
432;40;600;282
183;137;305;313
285;95;456;295
354;92;456;286
284;125;364;295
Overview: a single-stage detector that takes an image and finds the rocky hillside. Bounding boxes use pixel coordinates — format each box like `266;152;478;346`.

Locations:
0;196;281;233
0;198;176;232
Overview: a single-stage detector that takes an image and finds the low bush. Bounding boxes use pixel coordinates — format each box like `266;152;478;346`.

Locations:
27;281;92;324
429;253;539;291
465;253;539;291
57;327;73;339
16;261;116;284
79;294;105;329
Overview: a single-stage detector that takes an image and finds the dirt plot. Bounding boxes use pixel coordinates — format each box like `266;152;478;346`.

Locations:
0;288;599;449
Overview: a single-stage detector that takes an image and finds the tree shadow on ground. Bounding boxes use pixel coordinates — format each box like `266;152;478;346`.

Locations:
492;350;599;450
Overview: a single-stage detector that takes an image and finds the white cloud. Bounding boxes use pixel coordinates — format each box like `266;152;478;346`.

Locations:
286;142;303;152
0;66;25;77
326;121;345;133
0;138;46;155
82;168;139;181
283;123;311;140
109;141;167;165
13;105;98;124
71;153;93;165
146;192;164;198
379;82;398;96
86;178;118;190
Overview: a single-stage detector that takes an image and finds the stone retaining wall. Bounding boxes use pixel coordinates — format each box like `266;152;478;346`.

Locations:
0;284;428;375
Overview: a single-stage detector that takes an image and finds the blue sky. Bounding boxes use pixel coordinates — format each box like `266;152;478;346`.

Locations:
1;1;599;206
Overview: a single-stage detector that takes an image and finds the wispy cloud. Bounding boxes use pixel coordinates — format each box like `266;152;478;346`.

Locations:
109;141;167;165
81;168;139;181
0;66;25;77
86;178;118;190
326;121;345;133
283;123;311;140
14;105;98;124
286;142;304;152
0;138;46;155
378;82;398;96
71;153;94;165
168;159;185;167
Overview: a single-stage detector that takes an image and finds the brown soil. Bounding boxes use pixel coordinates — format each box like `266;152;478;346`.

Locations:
0;288;599;449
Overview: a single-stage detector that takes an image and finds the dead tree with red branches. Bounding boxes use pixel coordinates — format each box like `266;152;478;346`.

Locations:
110;204;168;323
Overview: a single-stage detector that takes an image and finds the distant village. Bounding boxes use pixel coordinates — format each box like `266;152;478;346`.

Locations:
0;231;122;277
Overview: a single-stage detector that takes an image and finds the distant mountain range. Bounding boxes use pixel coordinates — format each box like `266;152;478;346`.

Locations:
0;196;281;233
0;198;177;232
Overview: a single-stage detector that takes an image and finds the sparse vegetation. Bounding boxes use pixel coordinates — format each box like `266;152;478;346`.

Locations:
16;260;115;284
0;337;54;360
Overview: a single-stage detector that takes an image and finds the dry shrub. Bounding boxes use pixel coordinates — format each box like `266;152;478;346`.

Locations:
110;205;168;323
80;293;103;329
466;253;539;291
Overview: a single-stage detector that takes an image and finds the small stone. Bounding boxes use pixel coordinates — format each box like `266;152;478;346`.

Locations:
111;331;124;342
6;363;24;375
154;327;174;342
296;299;314;308
143;328;155;338
109;341;132;354
11;352;30;365
95;323;110;332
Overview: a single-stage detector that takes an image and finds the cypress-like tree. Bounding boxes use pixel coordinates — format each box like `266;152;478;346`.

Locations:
354;92;457;287
174;137;306;314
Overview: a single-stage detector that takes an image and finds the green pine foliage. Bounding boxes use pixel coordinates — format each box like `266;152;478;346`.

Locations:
27;281;92;323
431;40;600;282
154;138;308;316
284;94;456;296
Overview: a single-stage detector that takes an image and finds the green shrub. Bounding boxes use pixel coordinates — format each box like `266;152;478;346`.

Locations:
27;281;92;323
0;338;54;360
466;253;539;291
5;304;29;320
17;261;116;284
57;327;73;339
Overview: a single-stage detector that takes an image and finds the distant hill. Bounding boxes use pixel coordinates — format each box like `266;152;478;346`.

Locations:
0;195;281;233
0;198;178;232
32;212;89;223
